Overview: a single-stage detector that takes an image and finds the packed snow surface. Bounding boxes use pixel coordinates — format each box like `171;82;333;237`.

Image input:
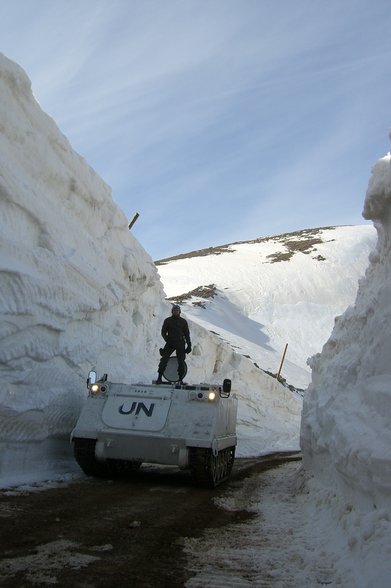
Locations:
1;52;390;587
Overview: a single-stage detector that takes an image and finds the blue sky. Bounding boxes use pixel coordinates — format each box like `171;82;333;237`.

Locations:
1;0;390;259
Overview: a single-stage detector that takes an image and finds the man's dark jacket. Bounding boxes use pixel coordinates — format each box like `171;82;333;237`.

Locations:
161;315;191;348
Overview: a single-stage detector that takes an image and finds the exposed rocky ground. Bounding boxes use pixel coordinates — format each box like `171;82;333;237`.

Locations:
155;226;337;264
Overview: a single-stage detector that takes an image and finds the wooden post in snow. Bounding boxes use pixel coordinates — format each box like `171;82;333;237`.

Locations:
128;212;140;230
277;343;288;382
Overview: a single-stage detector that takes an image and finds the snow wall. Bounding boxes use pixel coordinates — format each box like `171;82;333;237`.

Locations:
0;53;301;485
301;153;391;586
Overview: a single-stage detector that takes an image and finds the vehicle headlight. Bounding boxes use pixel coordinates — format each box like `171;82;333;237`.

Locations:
189;389;217;401
90;383;101;395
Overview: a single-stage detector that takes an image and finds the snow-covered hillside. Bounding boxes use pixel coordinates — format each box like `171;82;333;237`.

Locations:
157;224;376;389
0;53;301;486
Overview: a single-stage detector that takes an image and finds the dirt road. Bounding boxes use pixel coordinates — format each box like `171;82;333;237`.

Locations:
0;453;300;588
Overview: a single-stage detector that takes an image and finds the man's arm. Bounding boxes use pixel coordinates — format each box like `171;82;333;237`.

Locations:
183;319;191;348
161;318;169;342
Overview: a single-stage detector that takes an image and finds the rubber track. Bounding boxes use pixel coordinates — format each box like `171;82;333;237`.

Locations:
189;447;236;488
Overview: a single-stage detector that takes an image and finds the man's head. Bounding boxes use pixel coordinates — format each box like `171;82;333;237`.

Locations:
172;304;181;315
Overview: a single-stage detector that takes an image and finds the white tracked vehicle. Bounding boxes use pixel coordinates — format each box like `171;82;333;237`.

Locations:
71;365;238;487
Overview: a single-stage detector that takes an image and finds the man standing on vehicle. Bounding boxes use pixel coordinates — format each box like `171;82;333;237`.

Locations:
156;304;191;385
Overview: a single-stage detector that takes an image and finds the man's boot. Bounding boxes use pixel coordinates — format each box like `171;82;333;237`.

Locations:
156;374;162;385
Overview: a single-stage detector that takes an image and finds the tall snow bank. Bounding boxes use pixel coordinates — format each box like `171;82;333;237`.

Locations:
301;153;391;587
0;53;167;480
